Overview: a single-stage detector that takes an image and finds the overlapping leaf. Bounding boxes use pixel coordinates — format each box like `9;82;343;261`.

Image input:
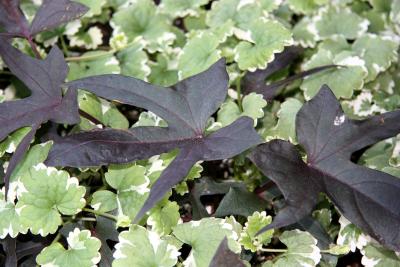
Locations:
0;0;88;39
0;38;80;195
249;86;400;251
46;59;262;221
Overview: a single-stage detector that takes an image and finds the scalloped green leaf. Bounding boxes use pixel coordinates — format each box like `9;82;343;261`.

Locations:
147;199;181;236
117;38;150;80
178;31;221;79
160;0;209;18
217;93;267;127
173;217;241;267
301;49;367;99
262;230;321;267
239;211;274;252
111;0;175;52
15;164;86;236
76;0;106;17
352;34;399;82
0;188;28;238
149;52;179;87
336;216;369;252
234;19;292;71
361;243;400;267
287;0;327;14
68;53;120;80
113;225;180;267
36;228;101;267
0;127;31;157
264;98;303;143
314;7;369;39
69;26;104;50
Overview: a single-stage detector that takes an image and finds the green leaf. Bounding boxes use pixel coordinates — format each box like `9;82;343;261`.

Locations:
117;38;150;80
148;52;179;87
361;243;400;267
263;230;321;267
217;93;267;127
147;199;181;236
111;0;175;52
36;228;101;267
160;0;209;17
178;31;221;79
15;164;86;236
76;0;106;17
314;7;369;39
301;49;367;99
352;34;399;82
0;188;28;238
264;98;303;143
0;127;31;157
69;26;104;50
293;17;318;48
239;211;274;252
93;164;150;222
336;216;369;252
113;225;180;267
287;0;327;14
68;53;120;80
173;217;241;267
234;19;292;71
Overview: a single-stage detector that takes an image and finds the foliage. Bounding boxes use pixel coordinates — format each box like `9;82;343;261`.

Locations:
0;0;399;266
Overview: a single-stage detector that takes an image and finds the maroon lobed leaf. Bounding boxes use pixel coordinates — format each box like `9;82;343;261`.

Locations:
209;237;246;267
0;0;88;39
0;37;80;196
45;59;262;221
249;85;400;251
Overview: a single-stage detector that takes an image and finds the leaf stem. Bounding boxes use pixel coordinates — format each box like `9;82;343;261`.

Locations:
27;37;42;59
83;208;118;222
60;36;69;56
260;248;288;253
51;233;61;245
236;75;243;112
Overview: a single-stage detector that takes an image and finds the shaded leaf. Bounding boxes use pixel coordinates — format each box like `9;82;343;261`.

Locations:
249;86;400;251
209;237;246;267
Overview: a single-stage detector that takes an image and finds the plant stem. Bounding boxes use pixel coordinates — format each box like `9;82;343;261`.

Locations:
51;233;61;245
0;71;13;75
60;36;69;56
260;248;288;253
66;49;116;62
83;208;118;222
80;217;97;222
27;37;42;59
236;75;243;112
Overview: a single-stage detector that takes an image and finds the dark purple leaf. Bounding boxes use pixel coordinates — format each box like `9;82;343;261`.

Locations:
242;46;336;100
0;37;79;194
30;0;88;36
46;59;262;221
0;0;87;39
0;0;29;37
249;85;400;251
2;237;17;267
209;237;246;267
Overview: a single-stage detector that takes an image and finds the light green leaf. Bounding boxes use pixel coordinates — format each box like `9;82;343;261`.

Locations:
160;0;209;17
99;164;150;222
173;217;241;267
239;211;274;252
0;127;31;157
217;100;241;127
111;0;175;52
260;0;282;13
133;111;168;127
149;52;179;87
113;225;180;267
16;164;86;236
117;38;150;80
264;98;302;143
352;34;399;82
0;188;28;238
314;7;369;39
336;216;370;252
287;0;327;14
361;243;400;267
147;199;181;236
242;93;268;126
301;49;367;99
36;228;101;267
178;31;221;79
234;19;292;71
263;230;321;267
68;54;120;80
76;0;106;17
293;17;318;48
90;190;117;213
69;26;104;50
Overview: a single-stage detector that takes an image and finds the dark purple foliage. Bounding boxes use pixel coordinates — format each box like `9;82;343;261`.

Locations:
249;85;400;251
45;59;262;221
209;238;246;267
